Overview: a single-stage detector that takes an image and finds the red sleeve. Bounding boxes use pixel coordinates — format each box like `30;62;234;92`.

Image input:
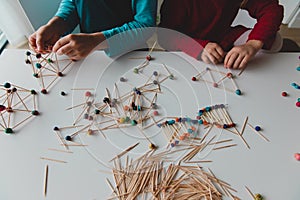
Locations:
244;0;283;49
158;0;206;59
159;0;187;32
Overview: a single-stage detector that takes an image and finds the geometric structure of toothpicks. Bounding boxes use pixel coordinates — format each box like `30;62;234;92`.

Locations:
60;55;175;149
0;82;39;134
25;50;73;94
157;117;200;148
157;104;269;150
292;56;300;108
44;48;268;198
192;67;242;95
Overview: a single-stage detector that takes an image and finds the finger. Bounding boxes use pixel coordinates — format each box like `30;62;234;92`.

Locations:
35;33;45;52
224;51;235;68
57;43;74;56
28;34;37;49
224;52;231;68
210;50;223;63
232;55;244;69
215;45;225;58
52;37;70;54
201;53;211;64
225;53;238;68
204;50;218;64
207;54;217;64
239;56;250;69
65;50;80;61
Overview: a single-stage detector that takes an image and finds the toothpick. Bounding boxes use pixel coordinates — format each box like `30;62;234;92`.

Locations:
46;76;59;90
213;144;237;151
53;129;69;150
207;69;217;86
65;102;87;110
238;66;247;76
11;115;33;130
184;160;213;163
236;128;250;149
62;143;87;146
162;63;173;77
240;116;249;135
110;142;140;162
147;41;157;56
209;139;233;145
40;157;67;163
247;123;270;142
48;148;73;154
245;186;255;199
71;88;94;90
43;165;48;197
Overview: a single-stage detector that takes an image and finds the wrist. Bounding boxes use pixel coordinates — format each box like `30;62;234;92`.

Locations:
246;40;263;51
92;32;108;50
46;16;69;35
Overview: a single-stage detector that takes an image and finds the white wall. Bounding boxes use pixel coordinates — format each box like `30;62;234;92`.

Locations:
19;0;61;30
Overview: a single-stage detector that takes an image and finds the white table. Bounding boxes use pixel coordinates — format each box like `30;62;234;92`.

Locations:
0;49;299;200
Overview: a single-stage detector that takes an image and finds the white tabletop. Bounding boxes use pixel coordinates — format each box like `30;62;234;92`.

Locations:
0;49;299;200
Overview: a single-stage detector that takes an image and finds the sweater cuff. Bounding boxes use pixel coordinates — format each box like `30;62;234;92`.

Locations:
247;35;274;50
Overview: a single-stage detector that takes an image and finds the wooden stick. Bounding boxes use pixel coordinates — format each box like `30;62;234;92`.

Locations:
247;123;270;142
11;115;33;130
40;157;67;163
209;139;233;145
53;130;69;150
65;102;86;110
46;76;59;90
110;142;140;162
240;116;249;135
48;148;73;153
184;160;213;163
236;129;250;149
162;63;172;76
213;144;237;151
245;186;255;199
71;88;94;90
238;66;247;76
147;40;157;56
62;144;87;146
43;165;48;197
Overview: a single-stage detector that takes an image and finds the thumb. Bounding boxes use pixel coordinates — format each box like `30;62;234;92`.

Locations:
36;34;45;52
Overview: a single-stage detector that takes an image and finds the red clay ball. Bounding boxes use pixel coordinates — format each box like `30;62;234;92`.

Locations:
281;92;287;97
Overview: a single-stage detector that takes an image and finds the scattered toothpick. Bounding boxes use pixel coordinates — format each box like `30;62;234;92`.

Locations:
43;165;48;197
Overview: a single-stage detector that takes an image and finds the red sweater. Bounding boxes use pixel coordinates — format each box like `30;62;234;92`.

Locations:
159;0;283;59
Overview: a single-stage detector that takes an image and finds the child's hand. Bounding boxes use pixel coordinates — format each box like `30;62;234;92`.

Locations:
29;24;61;54
200;42;225;64
224;40;263;69
29;17;67;54
52;33;106;61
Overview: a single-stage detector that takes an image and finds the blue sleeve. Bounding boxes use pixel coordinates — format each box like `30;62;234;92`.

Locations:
55;0;79;31
103;0;157;57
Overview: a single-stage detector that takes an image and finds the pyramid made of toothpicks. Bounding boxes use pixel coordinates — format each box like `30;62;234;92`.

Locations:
0;82;39;134
24;50;73;94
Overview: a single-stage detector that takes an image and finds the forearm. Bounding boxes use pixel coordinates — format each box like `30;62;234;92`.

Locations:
54;0;79;34
245;0;283;48
103;0;157;56
46;16;72;36
91;32;108;50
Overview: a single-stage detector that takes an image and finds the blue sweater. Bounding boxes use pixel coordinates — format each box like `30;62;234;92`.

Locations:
55;0;157;56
